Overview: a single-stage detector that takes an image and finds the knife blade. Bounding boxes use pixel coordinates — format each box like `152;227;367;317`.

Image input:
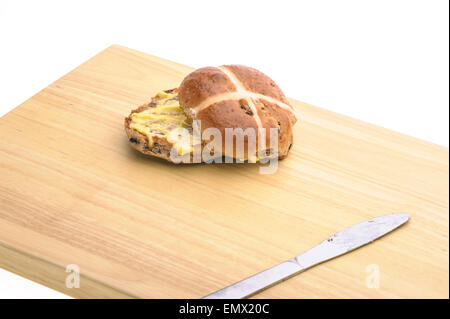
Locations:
203;212;409;299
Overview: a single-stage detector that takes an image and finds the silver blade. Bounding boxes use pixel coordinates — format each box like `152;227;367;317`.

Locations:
203;213;409;299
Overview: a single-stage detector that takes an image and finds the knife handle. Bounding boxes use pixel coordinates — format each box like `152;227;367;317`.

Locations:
202;259;305;299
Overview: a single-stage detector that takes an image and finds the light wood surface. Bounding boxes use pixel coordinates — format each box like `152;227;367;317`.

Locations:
0;45;448;298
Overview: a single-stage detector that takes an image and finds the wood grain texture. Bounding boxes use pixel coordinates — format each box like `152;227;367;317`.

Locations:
0;45;448;298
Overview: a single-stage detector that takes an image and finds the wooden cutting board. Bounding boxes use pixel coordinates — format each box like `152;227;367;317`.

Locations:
0;45;448;299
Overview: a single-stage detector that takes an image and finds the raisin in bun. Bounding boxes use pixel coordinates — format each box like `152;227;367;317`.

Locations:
178;65;297;160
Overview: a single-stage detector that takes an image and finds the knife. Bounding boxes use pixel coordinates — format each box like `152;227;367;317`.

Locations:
203;212;409;299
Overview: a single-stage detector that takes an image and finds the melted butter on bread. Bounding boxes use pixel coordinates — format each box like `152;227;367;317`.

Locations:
129;91;194;155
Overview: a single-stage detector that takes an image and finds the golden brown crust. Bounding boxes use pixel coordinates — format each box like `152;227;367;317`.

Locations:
178;67;236;109
198;100;260;159
222;65;289;105
257;99;294;159
198;100;258;132
178;65;297;159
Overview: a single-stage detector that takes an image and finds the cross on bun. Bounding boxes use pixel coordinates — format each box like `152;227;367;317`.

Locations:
178;65;297;160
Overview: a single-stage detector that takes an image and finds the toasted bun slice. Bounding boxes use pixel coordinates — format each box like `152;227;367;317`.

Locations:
124;88;195;163
178;65;297;160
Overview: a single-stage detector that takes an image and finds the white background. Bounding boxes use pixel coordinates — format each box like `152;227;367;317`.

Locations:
0;0;448;298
